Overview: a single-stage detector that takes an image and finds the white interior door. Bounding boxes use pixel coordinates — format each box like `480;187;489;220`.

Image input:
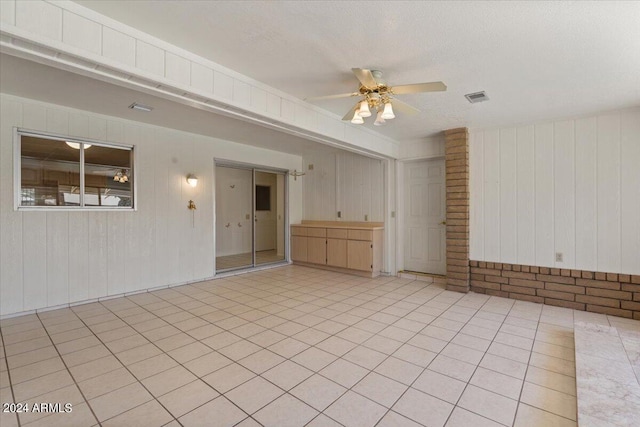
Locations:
403;159;446;274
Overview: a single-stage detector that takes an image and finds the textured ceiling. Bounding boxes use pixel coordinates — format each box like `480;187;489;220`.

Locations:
72;1;640;142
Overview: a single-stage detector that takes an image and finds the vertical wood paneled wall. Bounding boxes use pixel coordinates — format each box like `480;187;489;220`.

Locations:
0;94;303;316
470;107;640;275
302;152;384;222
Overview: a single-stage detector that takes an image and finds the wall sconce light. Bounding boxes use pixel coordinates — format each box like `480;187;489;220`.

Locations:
186;174;198;187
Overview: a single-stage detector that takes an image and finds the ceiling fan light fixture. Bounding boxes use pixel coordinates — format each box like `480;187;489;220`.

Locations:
113;169;129;183
314;68;445;125
358;100;371;117
66;141;92;149
374;110;386;126
381;102;395;120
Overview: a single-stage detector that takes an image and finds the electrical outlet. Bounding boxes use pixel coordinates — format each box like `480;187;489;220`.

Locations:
555;252;563;262
245;214;250;220
308;164;314;170
391;211;395;218
337;211;341;218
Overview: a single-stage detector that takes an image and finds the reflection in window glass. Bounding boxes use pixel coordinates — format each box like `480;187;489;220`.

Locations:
20;137;80;206
19;133;133;209
84;145;132;207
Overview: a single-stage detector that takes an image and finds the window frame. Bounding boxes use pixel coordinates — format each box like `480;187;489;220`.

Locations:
14;127;137;211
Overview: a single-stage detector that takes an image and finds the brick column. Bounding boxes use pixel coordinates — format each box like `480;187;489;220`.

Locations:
444;128;470;292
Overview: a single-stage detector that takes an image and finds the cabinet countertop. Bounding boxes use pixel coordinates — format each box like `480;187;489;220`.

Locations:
291;222;384;231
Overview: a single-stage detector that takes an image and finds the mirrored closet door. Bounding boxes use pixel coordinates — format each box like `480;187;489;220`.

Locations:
215;163;286;272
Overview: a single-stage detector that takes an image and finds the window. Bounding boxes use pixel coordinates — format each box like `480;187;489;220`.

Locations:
17;130;134;209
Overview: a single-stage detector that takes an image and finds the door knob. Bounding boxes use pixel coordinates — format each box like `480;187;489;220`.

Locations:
440;221;446;225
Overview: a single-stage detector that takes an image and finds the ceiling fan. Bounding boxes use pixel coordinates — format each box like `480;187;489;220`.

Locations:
305;68;446;126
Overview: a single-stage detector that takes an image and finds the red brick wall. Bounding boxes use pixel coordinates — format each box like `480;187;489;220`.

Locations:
445;128;470;292
470;261;640;320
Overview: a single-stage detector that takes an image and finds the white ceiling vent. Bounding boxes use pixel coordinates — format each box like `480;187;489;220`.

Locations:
465;91;489;103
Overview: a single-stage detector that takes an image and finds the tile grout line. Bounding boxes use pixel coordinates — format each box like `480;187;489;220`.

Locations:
0;266;629;427
515;307;580;424
531;308;581;417
380;288;503;427
0;322;22;427
144;272;449;424
0;274;552;427
52;308;183;427
130;269;380;426
91;274;544;427
158;272;441;425
302;278;454;426
436;297;509;427
33;311;102;427
89;298;251;426
100;272;363;424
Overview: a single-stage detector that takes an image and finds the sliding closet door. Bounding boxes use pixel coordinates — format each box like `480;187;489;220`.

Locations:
255;171;286;265
215;166;254;271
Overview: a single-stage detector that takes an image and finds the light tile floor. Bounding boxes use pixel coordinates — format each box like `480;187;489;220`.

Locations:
1;265;639;427
216;250;284;271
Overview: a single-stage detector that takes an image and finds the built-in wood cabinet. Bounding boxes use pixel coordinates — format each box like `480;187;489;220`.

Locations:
327;238;347;267
347;240;373;271
290;235;307;262
290;226;308;262
290;221;383;277
307;237;327;264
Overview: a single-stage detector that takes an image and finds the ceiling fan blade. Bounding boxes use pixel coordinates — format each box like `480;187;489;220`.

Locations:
342;103;360;121
351;68;378;89
390;98;421;115
391;81;447;95
305;92;359;101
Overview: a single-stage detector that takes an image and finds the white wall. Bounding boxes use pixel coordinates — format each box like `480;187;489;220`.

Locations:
398;136;445;160
0;93;303;316
303;151;384;222
470;107;640;275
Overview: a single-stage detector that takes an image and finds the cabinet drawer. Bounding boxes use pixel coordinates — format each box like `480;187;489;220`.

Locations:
307;228;326;238
347;229;373;241
291;226;307;236
327;228;348;239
